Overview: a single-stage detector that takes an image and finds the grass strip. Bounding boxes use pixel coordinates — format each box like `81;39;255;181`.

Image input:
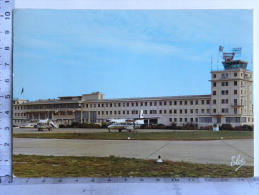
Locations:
13;131;253;140
13;154;253;178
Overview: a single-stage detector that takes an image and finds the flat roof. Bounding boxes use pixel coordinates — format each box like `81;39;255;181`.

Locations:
16;94;212;105
100;95;211;102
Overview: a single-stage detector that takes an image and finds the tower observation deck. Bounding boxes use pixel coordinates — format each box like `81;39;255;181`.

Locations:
221;48;248;70
222;60;248;70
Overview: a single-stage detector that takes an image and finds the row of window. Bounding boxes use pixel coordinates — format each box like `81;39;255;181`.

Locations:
213;90;245;96
14;113;26;117
14;106;24;110
14;120;25;123
53;111;74;116
15;99;212;110
24;103;81;110
169;118;198;123
84;99;211;108
95;108;234;116
225;117;246;123
212;80;247;87
211;98;242;105
14;107;243;117
212;72;251;79
169;116;254;123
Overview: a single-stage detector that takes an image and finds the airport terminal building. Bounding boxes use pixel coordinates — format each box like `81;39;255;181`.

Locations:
13;59;253;128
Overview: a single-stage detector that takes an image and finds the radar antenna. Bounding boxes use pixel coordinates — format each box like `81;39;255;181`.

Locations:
218;46;242;61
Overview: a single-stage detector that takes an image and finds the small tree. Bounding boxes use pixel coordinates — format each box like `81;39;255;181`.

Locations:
220;124;234;130
241;124;253;131
169;122;177;129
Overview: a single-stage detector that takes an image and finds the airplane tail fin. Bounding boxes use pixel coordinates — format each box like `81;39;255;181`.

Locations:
139;110;144;118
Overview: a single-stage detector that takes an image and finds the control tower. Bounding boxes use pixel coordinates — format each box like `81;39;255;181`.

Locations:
209;49;253;127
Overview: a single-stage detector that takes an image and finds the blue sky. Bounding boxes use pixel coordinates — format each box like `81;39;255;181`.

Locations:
13;9;253;101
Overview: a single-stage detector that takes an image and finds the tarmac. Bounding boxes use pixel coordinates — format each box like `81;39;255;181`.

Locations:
13;128;254;166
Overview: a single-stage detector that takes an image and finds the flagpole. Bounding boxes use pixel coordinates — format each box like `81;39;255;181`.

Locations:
217;52;219;71
218;45;224;70
211;54;212;71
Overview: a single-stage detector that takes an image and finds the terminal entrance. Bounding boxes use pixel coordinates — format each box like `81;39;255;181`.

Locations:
144;119;158;125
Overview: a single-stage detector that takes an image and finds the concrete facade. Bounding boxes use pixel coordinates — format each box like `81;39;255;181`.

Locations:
13;60;253;128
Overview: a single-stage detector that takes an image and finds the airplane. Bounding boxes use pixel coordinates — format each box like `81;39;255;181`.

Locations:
107;110;158;132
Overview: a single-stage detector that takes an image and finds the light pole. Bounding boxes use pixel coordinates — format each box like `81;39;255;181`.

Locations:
79;103;82;123
47;109;49;119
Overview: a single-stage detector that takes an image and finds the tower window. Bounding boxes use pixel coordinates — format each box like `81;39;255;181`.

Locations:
221;90;229;95
221;82;228;86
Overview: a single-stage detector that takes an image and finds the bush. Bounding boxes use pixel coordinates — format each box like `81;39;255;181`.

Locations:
199;125;213;130
64;122;102;128
166;123;178;129
181;123;198;130
70;122;81;128
140;124;149;129
79;123;101;128
220;124;234;130
234;125;253;131
220;124;253;131
101;123;108;128
141;123;199;130
242;124;253;131
156;124;167;129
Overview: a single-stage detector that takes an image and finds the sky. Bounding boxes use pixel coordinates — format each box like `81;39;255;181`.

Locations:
13;9;253;101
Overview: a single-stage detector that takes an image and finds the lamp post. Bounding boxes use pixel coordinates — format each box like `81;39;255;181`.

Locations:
79;103;82;123
47;109;49;119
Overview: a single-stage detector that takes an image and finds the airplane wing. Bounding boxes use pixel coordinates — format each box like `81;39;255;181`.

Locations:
130;117;160;121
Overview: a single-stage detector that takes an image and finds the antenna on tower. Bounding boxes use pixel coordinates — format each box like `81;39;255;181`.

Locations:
250;55;253;70
223;52;235;61
219;45;224;52
210;54;213;71
218;45;224;70
218;46;242;62
232;47;242;57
